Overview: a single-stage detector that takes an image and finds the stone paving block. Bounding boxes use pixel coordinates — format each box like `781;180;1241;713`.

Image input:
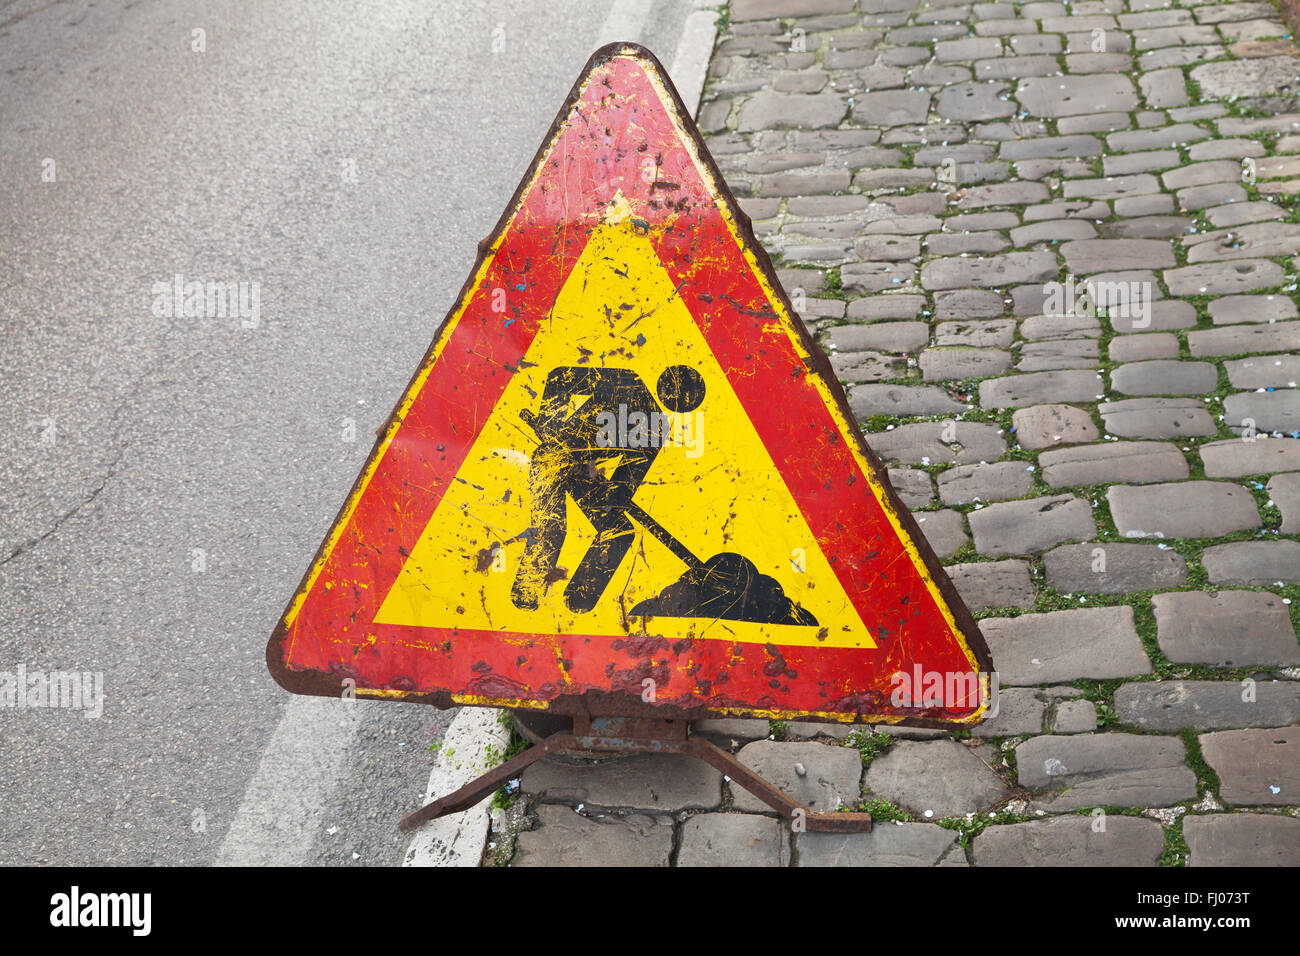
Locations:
1061;238;1175;273
1109;481;1260;539
1097;398;1217;439
521;753;722;811
972;686;1045;737
738;91;849;131
731;0;854;19
1024;198;1110;221
1140;68;1189;108
852;89;932;126
830;322;930;354
1011;33;1061;55
774;70;830;94
691;718;772;746
513;805;674;867
847;293;926;321
947;559;1037;612
732;740;863;813
1189;321;1300;357
1202;540;1300;585
1107;123;1210;153
1054;699;1097;734
919;346;1013;381
1269;472;1300;533
980;370;1105;409
854;235;922;261
1000;134;1102;160
1224;390;1300;434
786;721;852;740
1188;222;1300;263
830;349;907;382
1184;813;1300;867
1025;341;1103;374
944;210;1018;230
887;467;933;509
1068;52;1136;74
855;167;936;190
1177;182;1249;211
1116;680;1300;732
1191;55;1300;99
914;509;969;559
1063;173;1161;200
1011;404;1100;450
1101;214;1193;238
1163;159;1243;190
955;182;1054;209
863;740;1007;817
921;251;1056;290
968;494;1096;556
1109;360;1217;396
1016;733;1197;809
867;421;1007;465
973;816;1165;866
1153;590;1300;667
1204;200;1286;228
1021;342;1098;372
1059;112;1131;135
797;823;961;866
936;81;1017;122
1017;75;1138;117
1208;294;1297;325
938;461;1035;504
1165;259;1285;296
1113;193;1175;218
1193;3;1277;25
936;318;1016;348
1102;150;1181;177
1010;219;1098;246
1043;541;1188;593
840;261;917;293
1107;333;1179;362
936;36;1003;62
979;605;1151;684
678;813;790;867
1039;441;1189;488
925;230;1011;255
934;288;1005;319
1199;437;1300;477
1200;727;1300;806
759;167;851;196
1019;313;1100;341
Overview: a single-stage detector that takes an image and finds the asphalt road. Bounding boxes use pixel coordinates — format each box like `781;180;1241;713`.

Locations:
0;0;713;866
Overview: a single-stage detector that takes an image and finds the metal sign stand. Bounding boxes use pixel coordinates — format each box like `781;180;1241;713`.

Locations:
399;716;873;833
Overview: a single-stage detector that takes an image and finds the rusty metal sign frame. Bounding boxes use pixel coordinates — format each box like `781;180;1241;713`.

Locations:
399;716;874;834
266;41;994;732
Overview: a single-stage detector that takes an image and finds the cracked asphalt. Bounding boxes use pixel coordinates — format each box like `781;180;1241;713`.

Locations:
0;0;704;865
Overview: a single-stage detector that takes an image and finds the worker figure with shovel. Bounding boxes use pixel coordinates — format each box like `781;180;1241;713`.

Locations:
511;363;704;614
512;362;817;628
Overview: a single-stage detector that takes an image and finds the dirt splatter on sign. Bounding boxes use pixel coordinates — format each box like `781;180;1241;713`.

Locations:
267;43;992;728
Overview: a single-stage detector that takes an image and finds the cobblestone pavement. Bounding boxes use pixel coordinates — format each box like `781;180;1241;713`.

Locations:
496;0;1300;866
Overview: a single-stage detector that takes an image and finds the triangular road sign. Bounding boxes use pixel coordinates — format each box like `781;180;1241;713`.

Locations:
268;43;993;727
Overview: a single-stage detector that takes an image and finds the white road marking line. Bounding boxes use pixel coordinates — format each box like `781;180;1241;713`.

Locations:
595;0;654;48
669;7;720;118
403;707;512;867
216;695;366;866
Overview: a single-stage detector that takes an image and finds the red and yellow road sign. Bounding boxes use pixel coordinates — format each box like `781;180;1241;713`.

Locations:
267;43;993;726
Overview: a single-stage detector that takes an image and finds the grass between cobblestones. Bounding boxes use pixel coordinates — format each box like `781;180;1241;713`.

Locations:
497;0;1300;866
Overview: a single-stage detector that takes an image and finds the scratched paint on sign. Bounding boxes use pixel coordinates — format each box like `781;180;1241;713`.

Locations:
377;210;873;651
267;43;993;726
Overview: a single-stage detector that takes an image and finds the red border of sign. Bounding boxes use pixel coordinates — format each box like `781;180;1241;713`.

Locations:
266;43;993;727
